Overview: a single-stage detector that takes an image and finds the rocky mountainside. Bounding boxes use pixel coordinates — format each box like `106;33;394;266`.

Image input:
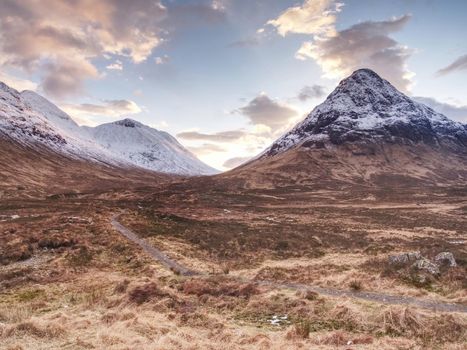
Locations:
0;82;215;176
265;69;467;157
224;69;467;189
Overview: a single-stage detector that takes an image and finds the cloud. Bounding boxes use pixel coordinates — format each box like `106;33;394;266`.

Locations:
155;55;170;65
223;156;251;169
41;59;99;98
414;96;467;123
437;54;467;76
0;0;167;98
188;143;226;156
106;60;123;71
267;0;342;37
164;1;226;31
177;130;247;142
295;15;413;92
62;99;142;125
0;70;37;91
236;93;299;133
298;85;327;101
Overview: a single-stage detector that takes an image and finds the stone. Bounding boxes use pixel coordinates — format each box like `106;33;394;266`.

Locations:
434;252;457;267
412;258;440;275
388;251;421;265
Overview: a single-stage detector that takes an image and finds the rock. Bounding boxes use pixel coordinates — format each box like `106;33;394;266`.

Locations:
388;251;421;265
412;258;440;275
434;252;457;267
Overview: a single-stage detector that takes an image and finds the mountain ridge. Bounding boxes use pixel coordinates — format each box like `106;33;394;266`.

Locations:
264;69;467;158
0;82;216;176
222;69;467;189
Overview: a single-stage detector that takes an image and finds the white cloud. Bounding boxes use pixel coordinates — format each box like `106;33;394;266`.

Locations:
0;71;37;91
155;55;170;65
267;0;342;37
267;1;414;92
106;60;123;71
62;99;142;125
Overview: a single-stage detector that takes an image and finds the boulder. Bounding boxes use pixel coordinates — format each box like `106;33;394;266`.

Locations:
412;258;440;275
434;252;457;267
388;251;421;265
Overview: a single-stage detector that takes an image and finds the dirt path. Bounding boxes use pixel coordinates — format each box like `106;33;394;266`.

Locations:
111;214;198;276
111;214;467;314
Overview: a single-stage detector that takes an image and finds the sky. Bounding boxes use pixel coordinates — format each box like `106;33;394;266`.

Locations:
0;0;466;170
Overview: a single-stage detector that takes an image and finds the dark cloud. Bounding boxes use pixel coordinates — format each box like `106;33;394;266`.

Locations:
437;54;467;76
414;96;467;123
223;156;251;169
297;85;326;101
236;93;298;131
295;15;413;92
177;130;247;142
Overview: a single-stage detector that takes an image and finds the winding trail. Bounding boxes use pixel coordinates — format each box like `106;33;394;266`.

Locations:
111;214;467;314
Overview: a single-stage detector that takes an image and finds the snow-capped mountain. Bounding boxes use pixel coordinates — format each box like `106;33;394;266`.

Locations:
0;82;215;176
265;69;467;157
85;119;217;175
226;69;467;188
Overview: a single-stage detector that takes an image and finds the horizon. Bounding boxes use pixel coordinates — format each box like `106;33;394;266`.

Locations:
0;0;466;170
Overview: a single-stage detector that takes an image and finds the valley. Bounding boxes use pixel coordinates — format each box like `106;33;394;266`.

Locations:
1;69;466;349
1;181;466;349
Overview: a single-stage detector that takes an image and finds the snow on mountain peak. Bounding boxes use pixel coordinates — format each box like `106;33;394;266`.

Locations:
88;119;217;175
0;81;216;176
265;69;467;156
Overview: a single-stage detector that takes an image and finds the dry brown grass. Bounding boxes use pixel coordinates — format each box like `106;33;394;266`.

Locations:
182;277;259;299
128;282;168;305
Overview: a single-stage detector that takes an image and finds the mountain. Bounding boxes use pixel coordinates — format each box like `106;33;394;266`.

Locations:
0;82;215;177
85;119;217;175
224;69;467;188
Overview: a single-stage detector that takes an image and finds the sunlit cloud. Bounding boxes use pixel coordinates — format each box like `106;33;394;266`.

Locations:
0;0;167;99
266;0;343;37
295;15;414;92
0;70;37;91
62;99;142;126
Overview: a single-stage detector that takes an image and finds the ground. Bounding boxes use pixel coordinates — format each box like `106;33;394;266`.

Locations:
0;182;466;349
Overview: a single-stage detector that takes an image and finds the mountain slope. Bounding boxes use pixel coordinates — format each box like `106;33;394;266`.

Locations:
224;69;467;189
86;119;217;175
0;82;215;176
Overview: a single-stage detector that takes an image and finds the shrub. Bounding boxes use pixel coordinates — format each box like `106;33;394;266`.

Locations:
66;246;93;269
128;282;166;305
113;279;130;294
294;320;311;339
349;280;363;291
